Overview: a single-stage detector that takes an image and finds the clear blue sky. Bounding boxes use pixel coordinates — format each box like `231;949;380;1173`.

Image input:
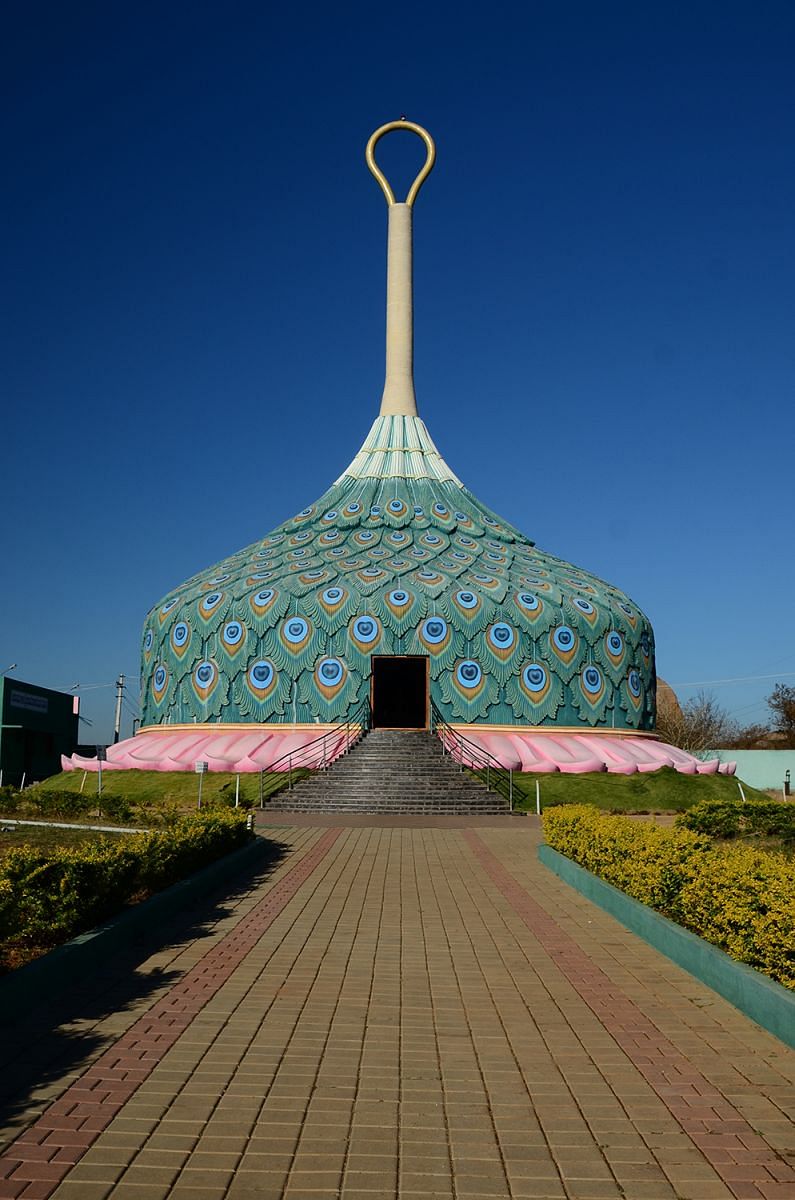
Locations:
2;1;794;743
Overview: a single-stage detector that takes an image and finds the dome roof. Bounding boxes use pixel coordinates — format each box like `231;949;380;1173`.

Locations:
140;410;655;731
139;120;655;736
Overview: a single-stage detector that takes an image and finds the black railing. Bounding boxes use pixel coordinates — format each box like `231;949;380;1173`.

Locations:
429;699;514;810
260;697;371;806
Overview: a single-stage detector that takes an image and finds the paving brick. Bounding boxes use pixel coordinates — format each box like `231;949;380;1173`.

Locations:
0;825;789;1200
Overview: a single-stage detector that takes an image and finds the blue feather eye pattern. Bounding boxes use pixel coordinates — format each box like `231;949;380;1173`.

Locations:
623;667;644;713
514;591;543;623
246;659;278;701
439;657;498;717
472;573;501;591
619;602;638;628
579;665;605;707
199;592;224;619
151;664;169;704
549;624;579;676
507;659;562;721
314;657;349;701
355;568;389;591
421;618;447;644
456;591;478;610
417;615;452;658
282;617;310;645
320;586;346;609
192;660;218;702
143;629;154;659
220;620;246;656
352;616;379;642
552;625;576;653
455;660;483;690
159;599;179;623
605;629;626;671
416;570;445;586
249;588;279;618
170;621;191;658
521;663;549;696
486;622;516;658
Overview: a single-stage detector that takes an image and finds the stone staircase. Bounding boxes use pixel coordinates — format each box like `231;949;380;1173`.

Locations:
265;729;510;815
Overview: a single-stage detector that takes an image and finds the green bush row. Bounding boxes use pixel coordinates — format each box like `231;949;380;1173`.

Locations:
678;798;795;841
542;805;795;990
0;786;136;823
0;784;264;825
0;811;251;962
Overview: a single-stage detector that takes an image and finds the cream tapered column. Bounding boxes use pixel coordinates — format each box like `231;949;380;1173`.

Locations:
365;120;436;418
382;203;415;415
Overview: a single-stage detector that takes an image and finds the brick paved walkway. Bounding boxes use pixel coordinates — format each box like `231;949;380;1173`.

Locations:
1;822;793;1200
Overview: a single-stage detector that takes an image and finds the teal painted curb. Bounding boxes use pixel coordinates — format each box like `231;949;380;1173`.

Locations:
0;835;275;1025
538;843;795;1050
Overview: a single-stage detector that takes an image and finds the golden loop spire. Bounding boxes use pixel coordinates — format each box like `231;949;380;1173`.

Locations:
365;119;436;208
366;119;436;417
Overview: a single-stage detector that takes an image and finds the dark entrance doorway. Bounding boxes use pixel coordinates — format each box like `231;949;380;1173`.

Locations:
371;656;428;729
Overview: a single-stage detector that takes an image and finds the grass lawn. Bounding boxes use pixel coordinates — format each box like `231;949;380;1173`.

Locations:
0;824;124;855
13;763;765;821
26;768;306;814
509;766;768;813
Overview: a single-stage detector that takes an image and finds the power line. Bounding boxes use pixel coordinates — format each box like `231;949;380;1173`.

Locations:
672;671;795;688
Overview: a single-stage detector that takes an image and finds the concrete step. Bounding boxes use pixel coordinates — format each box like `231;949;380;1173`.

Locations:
265;727;511;815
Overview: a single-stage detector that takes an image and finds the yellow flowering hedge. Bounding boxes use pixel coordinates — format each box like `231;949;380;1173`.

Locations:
0;811;250;967
542;805;795;990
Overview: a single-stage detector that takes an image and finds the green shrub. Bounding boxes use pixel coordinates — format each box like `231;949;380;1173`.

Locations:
0;786;21;814
678;798;795;842
0;811;251;962
542;805;795;990
29;789;94;820
97;794;135;824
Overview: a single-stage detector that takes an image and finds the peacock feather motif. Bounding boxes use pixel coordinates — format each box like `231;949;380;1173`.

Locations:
137;119;658;738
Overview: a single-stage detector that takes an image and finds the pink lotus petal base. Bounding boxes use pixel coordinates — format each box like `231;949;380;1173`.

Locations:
61;727;734;777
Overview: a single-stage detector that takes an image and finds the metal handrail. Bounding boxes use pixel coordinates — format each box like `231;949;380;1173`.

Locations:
429;699;514;810
260;697;371;806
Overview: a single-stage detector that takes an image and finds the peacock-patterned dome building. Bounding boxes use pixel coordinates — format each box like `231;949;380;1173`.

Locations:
139;416;655;737
65;121;730;777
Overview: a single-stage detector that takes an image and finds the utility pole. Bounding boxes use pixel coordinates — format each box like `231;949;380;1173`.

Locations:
113;674;125;744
